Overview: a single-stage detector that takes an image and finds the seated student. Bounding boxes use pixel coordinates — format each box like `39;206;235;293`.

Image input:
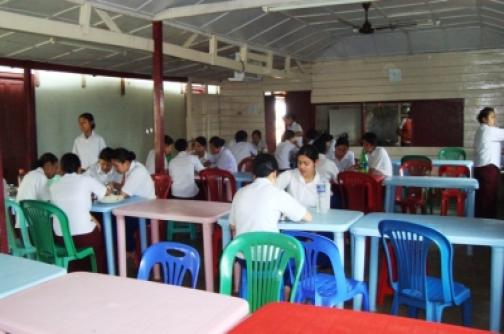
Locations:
230;130;257;166
85;147;122;186
276;145;330;210
330;134;356;172
72;113;106;171
251;129;268;153
230;154;312;236
274;130;298;171
192;136;210;165
306;128;319;145
17;153;59;202
50;153;110;273
145;135;174;175
208;136;238;173
283;114;303;147
313;134;339;182
362;132;393;177
169;138;205;199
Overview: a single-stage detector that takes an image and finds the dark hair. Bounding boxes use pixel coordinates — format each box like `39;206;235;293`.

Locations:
282;130;296;141
79;113;95;130
111;148;136;162
209;136;225;148
306;128;319;141
477;107;495;124
175;138;188;151
284;113;295;121
36;153;58;168
98;147;114;161
253;154;278;177
235;130;248;142
313;137;328;154
251;130;262;138
336;133;349;147
164;135;174;145
60;153;81;173
195;136;207;146
362;132;378;147
297;145;319;162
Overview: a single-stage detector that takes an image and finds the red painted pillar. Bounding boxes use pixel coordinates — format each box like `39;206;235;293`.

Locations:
152;21;165;175
0;133;7;254
24;68;37;166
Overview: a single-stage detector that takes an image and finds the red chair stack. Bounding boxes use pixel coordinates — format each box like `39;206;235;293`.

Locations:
439;165;470;217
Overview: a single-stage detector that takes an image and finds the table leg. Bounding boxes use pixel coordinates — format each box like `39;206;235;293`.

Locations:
150;219;160;280
202;223;215;292
369;237;379;312
218;217;231;249
139;218;147;253
466;189;476;256
490;247;504;332
102;212;116;275
116;214;127;277
352;234;366;310
334;232;345;309
384;185;395;212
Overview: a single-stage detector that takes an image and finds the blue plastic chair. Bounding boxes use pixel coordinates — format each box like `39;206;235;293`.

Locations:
284;231;369;309
137;242;200;288
378;220;471;325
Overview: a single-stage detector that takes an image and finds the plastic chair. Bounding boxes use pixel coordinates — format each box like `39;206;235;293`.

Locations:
396;159;432;214
438;148;466;160
20;200;97;272
151;173;172;199
439;166;470;217
378;220;472;325
400;155;432;164
137;241;200;288
337;171;383;213
238;157;254;173
219;232;304;312
4;199;36;258
283;231;369;309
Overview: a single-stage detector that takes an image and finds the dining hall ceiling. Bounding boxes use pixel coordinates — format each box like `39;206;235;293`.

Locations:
0;0;503;81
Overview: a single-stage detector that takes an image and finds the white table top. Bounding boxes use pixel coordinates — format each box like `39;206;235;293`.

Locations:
351;213;504;247
113;199;231;224
0;254;66;299
383;176;479;189
0;272;249;334
279;209;364;232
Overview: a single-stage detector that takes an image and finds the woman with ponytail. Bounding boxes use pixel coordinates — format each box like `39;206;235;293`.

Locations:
17;152;59;201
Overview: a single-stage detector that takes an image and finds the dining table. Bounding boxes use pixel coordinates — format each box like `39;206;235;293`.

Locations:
392;159;474;176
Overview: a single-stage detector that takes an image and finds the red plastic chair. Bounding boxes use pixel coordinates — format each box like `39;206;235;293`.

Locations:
238;157;254;173
151;173;172;199
337;171;383;213
396;159;432;214
438;165;470;217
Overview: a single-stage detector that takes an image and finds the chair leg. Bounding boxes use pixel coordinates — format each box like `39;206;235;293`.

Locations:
456;195;465;217
390;295;399;315
425;304;434;322
462;299;472;327
407;306;418;318
360;291;370;311
89;253;97;273
440;196;448;216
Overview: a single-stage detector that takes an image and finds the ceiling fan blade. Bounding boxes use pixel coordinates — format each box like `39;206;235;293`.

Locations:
374;22;418;31
336;16;360;29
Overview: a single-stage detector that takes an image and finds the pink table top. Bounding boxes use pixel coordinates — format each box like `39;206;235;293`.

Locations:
113;199;231;224
0;272;249;334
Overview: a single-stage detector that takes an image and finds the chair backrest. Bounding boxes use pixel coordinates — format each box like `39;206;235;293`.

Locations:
438;147;466;160
283;231;346;297
337;171;383;213
20;200;78;265
399;159;432;177
4;199;35;257
438;165;470;178
151;173;172;199
400;155;432;165
137;241;200;288
238;157;254;173
378;220;455;304
199;168;237;202
219;232;304;312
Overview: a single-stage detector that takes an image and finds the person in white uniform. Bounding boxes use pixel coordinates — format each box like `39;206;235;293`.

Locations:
283;114;303;147
145;135;174;175
17;153;59;202
169;138;205;199
275;130;298;171
313;134;339;182
85;147;122;186
50;153;110;273
208;136;238;173
251;130;268;153
473;107;504;218
362;132;393;177
230;130;257;166
72;113;106;170
192;136;210;165
330;134;355;172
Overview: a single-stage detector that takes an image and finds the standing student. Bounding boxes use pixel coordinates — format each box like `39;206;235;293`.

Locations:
330;134;356;171
313;135;339;182
251;130;268;153
283;113;303;147
85;147;122;186
17;153;59;202
72;113;106;170
169;138;205;199
192;136;210;165
361;132;393;177
474;107;504;218
208;136;238;173
50;153;109;273
145;135;174;175
230;130;257;166
274;130;298;171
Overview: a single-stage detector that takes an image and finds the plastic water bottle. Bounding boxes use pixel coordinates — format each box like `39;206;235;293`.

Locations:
359;150;368;173
316;183;330;213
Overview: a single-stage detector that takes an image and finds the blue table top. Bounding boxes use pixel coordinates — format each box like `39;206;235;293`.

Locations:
90;196;148;213
383;176;479;189
392;159;474;167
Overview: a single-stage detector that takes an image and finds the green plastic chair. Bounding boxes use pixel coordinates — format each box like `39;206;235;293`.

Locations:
166;222;197;241
4;199;36;259
438;148;466;160
20;200;97;272
219;232;304;312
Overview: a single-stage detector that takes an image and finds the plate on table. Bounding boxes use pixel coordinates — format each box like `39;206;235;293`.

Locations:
98;194;125;204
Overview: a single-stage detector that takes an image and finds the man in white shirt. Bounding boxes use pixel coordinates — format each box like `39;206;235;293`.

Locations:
145;135;174;174
329;135;355;172
230;130;257;166
209;137;238;173
72;113;106;170
275;130;298;170
251;130;268;153
284;114;303;147
85;147;122;185
362;132;393;177
17;153;59;202
169;138;205;198
313;134;339;182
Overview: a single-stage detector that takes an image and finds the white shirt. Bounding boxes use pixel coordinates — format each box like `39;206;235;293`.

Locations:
194;151;209;165
287;121;303;147
253;139;268;153
84;162;122;185
276;169;329;209
145;149;169;175
230;178;307;236
50;173;106;236
122;161;156;199
230;142;257;165
209;147;238;173
368;147;393;177
474;124;504;168
16;168;50;202
169;151;205;198
331;150;355;172
72;131;106;170
275;141;297;170
317;153;339;182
